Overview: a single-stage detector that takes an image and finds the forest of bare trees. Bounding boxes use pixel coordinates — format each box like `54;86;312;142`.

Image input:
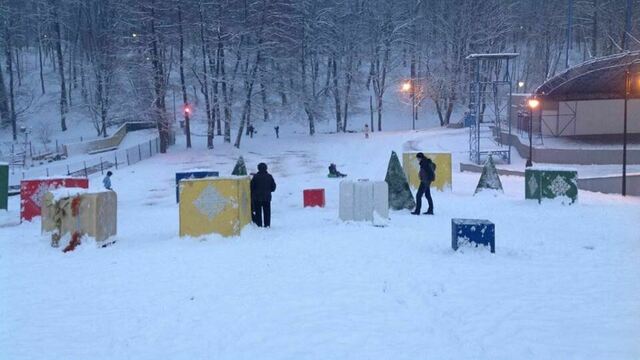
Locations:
0;0;638;150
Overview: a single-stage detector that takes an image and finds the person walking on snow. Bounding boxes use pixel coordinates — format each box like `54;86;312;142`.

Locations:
364;124;370;139
250;163;276;227
103;171;113;190
274;125;280;139
411;153;435;215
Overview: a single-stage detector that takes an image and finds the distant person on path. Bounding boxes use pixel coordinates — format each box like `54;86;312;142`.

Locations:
364;124;370;139
274;125;280;138
250;163;276;227
248;125;255;138
103;171;113;190
411;153;435;215
328;163;347;178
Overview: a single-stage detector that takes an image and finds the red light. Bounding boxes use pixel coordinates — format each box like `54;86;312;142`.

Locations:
184;105;192;115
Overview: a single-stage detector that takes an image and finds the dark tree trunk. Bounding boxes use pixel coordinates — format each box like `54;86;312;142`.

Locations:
207;39;222;137
52;4;68;131
178;9;191;148
0;61;10;133
234;36;263;148
38;31;45;95
3;33;17;140
150;9;169;153
331;56;342;132
342;53;353;132
259;76;268;122
218;38;231;143
199;5;213;149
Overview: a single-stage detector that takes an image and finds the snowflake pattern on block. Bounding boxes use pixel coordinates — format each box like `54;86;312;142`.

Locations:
31;183;53;207
527;175;538;197
193;185;228;220
549;175;571;196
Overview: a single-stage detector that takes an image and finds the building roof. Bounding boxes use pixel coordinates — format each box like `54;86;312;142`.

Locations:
535;51;640;101
465;53;519;60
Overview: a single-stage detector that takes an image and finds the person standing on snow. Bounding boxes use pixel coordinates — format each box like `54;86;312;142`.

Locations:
250;163;276;227
274;125;280;139
103;171;113;190
364;124;370;139
411;152;435;215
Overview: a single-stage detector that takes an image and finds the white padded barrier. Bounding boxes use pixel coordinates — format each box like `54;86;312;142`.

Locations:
339;179;389;224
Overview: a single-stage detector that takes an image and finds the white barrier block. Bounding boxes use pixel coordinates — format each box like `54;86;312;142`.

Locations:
339;181;355;221
373;181;389;220
354;181;374;221
339;180;389;224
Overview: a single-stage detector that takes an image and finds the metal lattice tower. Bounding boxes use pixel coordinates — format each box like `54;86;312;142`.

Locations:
466;53;518;165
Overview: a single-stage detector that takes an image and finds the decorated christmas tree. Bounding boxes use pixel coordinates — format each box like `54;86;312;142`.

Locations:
232;156;248;176
385;151;416;210
475;155;503;194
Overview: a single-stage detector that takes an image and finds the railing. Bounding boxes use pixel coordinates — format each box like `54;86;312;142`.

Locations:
0;121;157;164
8;137;161;187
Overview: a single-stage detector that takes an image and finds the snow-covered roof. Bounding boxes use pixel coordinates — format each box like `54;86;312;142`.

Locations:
535;51;640;101
465;53;519;60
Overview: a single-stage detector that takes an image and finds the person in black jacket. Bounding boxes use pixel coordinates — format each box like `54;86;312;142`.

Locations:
411;152;435;215
250;162;276;227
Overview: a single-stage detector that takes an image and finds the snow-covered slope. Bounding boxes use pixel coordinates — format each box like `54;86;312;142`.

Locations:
1;129;639;359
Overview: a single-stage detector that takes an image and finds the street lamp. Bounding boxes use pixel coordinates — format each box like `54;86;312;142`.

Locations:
526;97;540;167
622;63;640;196
401;81;411;92
518;81;525;89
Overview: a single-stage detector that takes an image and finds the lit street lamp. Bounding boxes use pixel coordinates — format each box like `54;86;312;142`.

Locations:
401;80;417;130
526;97;540;167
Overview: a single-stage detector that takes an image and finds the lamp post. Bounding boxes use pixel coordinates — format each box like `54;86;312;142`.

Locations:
526;97;540;167
401;81;415;130
622;68;630;196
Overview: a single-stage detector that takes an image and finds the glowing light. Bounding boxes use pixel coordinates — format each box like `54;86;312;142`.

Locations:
518;81;525;88
527;98;540;109
401;82;411;92
132;33;138;38
184;105;192;115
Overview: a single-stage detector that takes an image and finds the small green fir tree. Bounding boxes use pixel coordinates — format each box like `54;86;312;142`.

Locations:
385;151;416;210
232;156;248;176
475;155;503;194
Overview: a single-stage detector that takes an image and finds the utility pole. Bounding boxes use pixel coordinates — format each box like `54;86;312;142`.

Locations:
622;68;630;195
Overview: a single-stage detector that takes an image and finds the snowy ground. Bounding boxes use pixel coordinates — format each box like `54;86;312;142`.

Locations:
1;128;639;359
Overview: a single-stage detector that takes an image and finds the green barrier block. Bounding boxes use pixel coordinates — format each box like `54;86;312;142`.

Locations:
525;168;577;204
0;163;7;210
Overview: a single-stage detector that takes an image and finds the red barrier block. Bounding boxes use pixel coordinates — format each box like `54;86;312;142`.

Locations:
20;177;89;222
303;189;325;208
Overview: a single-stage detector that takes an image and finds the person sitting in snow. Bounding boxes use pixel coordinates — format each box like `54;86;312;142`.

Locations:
103;171;113;190
328;163;347;178
250;163;276;227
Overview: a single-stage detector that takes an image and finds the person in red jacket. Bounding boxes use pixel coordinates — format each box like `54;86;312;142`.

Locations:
250;163;276;227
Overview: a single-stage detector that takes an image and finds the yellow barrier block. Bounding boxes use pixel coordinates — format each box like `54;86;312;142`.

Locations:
179;177;251;237
42;190;117;243
402;152;452;191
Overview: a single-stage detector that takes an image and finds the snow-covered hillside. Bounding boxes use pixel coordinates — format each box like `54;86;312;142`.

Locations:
1;128;639;359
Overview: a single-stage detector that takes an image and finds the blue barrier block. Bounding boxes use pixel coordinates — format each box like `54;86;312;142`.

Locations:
451;218;495;253
176;171;219;202
463;113;475;127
